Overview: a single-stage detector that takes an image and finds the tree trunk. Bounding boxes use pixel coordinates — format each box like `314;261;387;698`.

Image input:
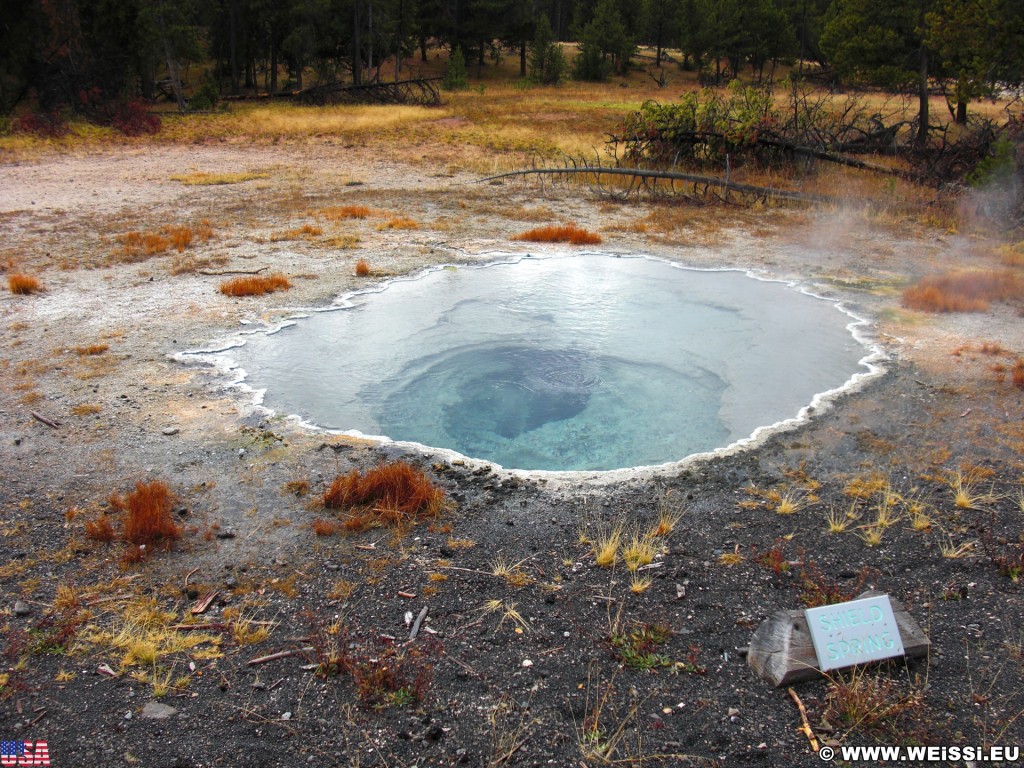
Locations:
520;41;526;77
956;99;967;124
228;0;240;95
352;0;363;85
156;10;187;113
270;36;279;92
395;0;404;83
916;43;929;147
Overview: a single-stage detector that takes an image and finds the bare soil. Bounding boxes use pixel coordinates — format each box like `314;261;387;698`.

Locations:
1;143;1023;767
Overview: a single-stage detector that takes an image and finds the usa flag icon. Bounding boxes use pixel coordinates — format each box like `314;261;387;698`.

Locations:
0;740;50;766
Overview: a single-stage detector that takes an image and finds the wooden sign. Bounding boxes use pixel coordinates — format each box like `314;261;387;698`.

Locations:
746;590;930;687
804;594;904;671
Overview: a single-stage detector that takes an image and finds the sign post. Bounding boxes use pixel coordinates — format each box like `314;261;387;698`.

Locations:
746;590;930;686
804;594;905;671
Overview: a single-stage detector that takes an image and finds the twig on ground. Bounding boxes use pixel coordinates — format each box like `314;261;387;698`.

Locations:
788;686;819;752
247;647;315;666
31;411;60;429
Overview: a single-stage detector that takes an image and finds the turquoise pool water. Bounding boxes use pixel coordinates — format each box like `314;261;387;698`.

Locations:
218;254;873;471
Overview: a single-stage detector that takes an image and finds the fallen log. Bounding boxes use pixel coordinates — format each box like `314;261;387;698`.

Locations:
474;166;837;205
198;267;269;276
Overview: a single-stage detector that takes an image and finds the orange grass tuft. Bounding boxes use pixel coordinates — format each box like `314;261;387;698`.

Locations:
8;273;43;294
116;222;213;260
75;344;109;356
512;224;603;245
109;480;181;551
324;462;445;532
219;274;292;297
354;259;371;277
1014;360;1024;390
376;217;419;230
84;516;117;542
902;270;1024;313
312;518;339;536
320;205;372;220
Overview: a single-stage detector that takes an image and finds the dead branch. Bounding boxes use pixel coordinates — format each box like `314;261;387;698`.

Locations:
788;687;819;752
30;411;60;429
474;166;836;205
247;647;315;666
409;605;429;641
197;267;268;276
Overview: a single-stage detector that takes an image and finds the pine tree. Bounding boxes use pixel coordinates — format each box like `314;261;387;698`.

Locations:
528;15;565;84
442;45;468;90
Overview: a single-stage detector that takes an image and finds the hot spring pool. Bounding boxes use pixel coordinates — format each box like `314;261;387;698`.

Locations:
203;254;879;472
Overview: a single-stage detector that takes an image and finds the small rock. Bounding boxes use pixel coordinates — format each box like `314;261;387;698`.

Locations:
162;427;180;436
281;711;292;721
225;576;237;588
216;530;236;540
141;702;177;719
13;601;31;617
521;659;533;668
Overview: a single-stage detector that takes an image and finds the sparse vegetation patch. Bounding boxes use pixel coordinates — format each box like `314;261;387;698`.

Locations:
513;223;602;245
218;274;292;296
902;270;1024;313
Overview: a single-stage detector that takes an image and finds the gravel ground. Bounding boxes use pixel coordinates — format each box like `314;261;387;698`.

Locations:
1;143;1022;767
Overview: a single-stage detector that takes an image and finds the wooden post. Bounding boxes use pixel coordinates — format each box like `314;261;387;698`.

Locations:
747;591;930;687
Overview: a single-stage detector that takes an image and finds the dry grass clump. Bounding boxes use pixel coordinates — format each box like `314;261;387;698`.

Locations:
512;223;602;245
355;258;371;276
901;269;1024;313
8;273;43;294
270;223;323;241
108;480;182;554
319;205;373;220
323;461;445;532
116;221;213;261
376;217;419;230
218;274;291;297
84;515;117;542
75;343;109;356
312;518;339;537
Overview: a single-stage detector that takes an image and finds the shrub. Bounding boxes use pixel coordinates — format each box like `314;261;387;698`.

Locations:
109;480;181;551
111;101;161;136
443;46;469;91
219;274;292;297
11;110;68;138
189;79;220;111
323;462;445;531
8;273;43;294
354;259;371;276
512;224;603;245
901;270;1024;312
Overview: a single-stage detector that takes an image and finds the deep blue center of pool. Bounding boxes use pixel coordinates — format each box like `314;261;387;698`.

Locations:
223;254;869;471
